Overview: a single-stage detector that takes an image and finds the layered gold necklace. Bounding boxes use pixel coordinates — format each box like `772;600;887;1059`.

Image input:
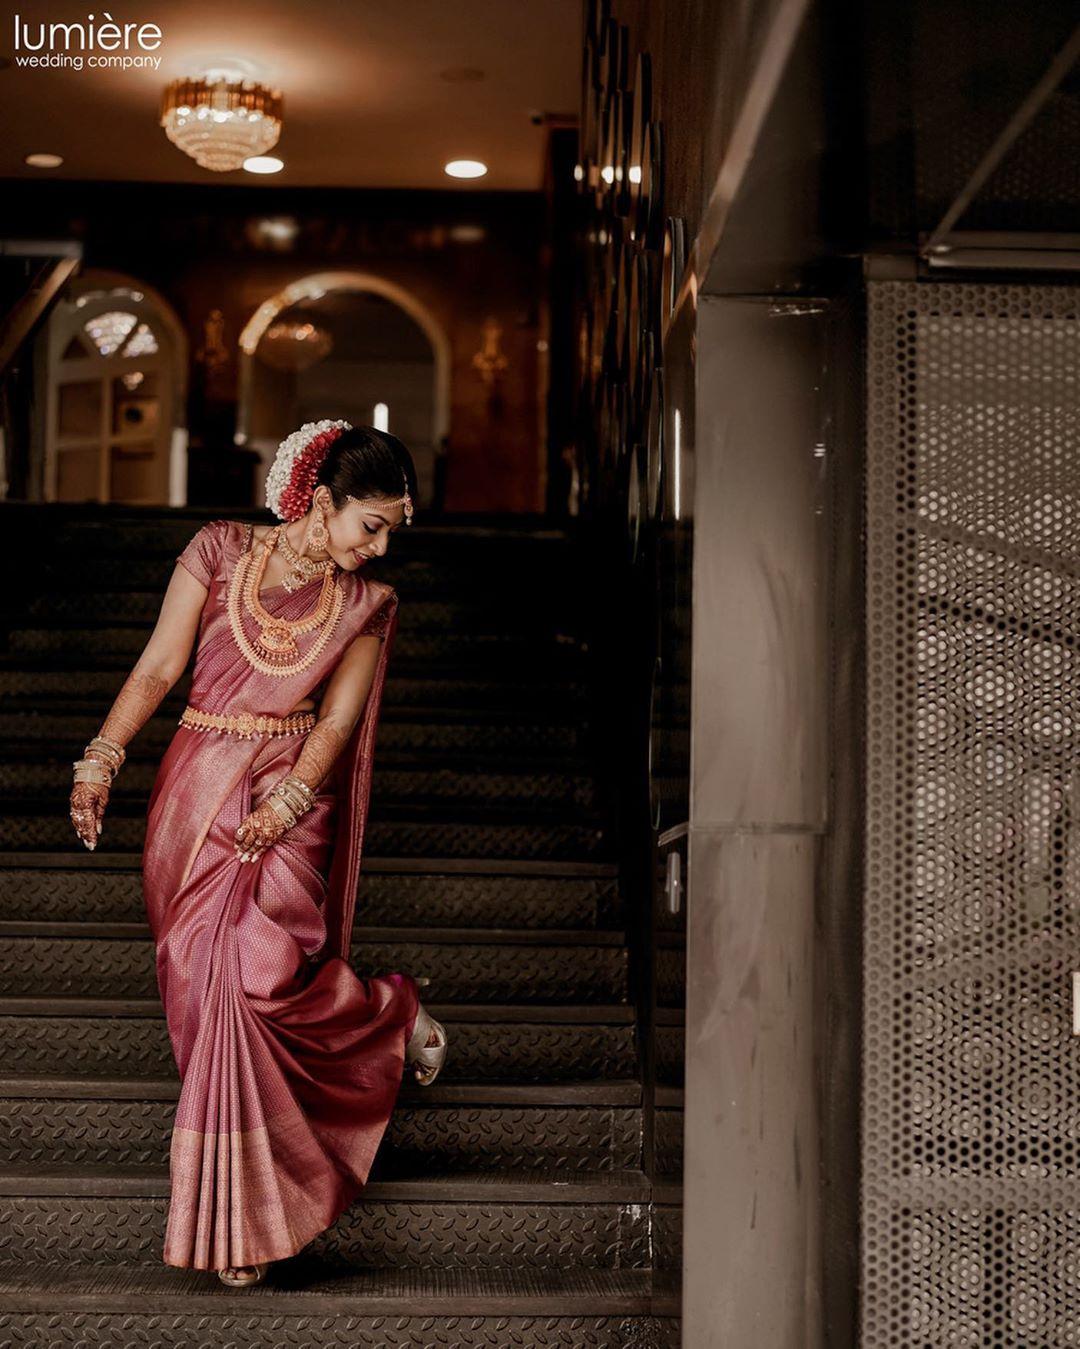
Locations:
227;525;344;677
276;524;327;592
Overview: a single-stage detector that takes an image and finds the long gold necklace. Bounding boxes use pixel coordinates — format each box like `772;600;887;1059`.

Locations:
227;525;345;677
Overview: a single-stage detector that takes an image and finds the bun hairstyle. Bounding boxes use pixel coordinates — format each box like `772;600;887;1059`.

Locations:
315;425;419;515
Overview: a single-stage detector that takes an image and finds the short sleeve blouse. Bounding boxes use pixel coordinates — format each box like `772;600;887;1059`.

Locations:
176;518;230;588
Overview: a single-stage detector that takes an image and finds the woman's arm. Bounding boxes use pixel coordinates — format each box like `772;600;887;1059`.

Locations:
234;630;383;861
69;562;210;850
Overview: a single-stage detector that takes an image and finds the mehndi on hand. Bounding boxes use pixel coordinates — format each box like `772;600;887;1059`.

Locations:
234;774;316;862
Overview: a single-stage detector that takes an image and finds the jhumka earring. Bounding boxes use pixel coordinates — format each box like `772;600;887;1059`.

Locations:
306;504;330;554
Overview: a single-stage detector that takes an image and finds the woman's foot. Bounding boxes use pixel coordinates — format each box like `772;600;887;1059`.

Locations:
218;1262;268;1287
405;1001;448;1086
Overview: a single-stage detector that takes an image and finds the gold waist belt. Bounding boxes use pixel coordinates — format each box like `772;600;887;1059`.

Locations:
179;705;316;740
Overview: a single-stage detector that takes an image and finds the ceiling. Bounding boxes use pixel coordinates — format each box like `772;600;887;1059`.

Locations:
0;0;582;190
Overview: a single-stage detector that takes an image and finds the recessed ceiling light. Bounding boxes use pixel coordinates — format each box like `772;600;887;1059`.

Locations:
244;156;284;174
444;159;487;179
25;152;63;168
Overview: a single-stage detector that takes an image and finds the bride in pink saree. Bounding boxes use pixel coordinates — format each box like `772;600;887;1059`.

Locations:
67;422;447;1287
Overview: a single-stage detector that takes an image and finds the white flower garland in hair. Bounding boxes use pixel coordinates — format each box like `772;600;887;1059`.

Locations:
264;419;352;521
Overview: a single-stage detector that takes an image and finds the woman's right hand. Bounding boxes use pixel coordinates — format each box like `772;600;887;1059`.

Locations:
70;781;109;850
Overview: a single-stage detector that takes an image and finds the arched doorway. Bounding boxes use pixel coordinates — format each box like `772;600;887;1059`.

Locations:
38;270;188;504
237;272;450;508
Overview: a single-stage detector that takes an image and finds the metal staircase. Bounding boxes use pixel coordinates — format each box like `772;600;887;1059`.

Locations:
0;505;681;1347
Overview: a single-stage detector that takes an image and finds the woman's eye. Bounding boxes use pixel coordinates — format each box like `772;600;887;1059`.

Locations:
363;523;378;535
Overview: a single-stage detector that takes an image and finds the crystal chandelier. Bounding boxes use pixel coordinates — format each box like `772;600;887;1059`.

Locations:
160;71;283;172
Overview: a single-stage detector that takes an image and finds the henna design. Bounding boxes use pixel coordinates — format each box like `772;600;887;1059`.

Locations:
234;799;290;860
292;710;352;791
232;708;356;860
69;781;109;849
101;669;170;745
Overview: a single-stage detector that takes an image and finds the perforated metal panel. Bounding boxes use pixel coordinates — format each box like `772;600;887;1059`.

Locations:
863;280;1080;1346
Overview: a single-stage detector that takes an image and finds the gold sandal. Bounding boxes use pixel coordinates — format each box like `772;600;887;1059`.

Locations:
405;997;448;1087
218;1262;268;1287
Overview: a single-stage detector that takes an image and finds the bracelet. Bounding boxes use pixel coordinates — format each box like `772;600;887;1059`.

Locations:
264;793;298;830
86;735;126;770
72;757;113;786
274;774;316;811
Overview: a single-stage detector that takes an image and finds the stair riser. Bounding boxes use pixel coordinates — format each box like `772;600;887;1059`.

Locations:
0;1016;634;1079
0;1314;679;1346
4;628;582;668
0;762;600;811
18;593;564;636
0;817;611;860
0;940;628;1004
0;1196;652;1269
0;713;588;759
0;670;588;709
0;1099;643;1170
0;871;622;930
656;1110;685;1176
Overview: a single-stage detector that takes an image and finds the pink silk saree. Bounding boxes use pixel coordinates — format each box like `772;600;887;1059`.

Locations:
141;518;420;1271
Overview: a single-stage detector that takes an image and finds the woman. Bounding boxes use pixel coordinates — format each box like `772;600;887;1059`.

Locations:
67;421;448;1288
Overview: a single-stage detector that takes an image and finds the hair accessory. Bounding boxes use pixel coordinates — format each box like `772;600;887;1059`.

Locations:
265;419;352;522
347;472;414;526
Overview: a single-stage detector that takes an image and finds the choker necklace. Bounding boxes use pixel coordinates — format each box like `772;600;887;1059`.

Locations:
228;525;344;677
276;525;328;593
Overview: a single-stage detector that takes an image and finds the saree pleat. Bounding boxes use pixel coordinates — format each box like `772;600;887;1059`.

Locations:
141;520;420;1271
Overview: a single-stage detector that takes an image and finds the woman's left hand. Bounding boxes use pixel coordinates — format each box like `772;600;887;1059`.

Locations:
234;801;289;862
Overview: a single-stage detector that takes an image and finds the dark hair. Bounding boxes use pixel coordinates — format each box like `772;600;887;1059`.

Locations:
315;425;418;516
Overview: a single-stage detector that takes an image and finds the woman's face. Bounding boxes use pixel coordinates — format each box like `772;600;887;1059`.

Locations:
315;486;406;572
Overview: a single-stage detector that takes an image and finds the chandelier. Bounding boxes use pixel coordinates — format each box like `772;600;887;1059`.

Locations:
257;320;333;372
160;72;283;172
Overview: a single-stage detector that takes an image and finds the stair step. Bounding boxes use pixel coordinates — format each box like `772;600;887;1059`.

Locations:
0;1079;643;1170
0;1262;680;1322
0;707;592;759
0;1075;642;1104
2;625;585;669
0;666;589;712
0;1162;652;1202
0;810;612;860
0;756;602;810
0;998;636;1081
15;591;573;638
0;1170;655;1271
0;862;623;929
0;932;629;1003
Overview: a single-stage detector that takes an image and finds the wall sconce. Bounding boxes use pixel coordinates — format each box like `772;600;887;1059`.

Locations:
472;315;509;388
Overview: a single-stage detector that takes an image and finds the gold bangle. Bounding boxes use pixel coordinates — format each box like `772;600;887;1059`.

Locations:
274;783;310;811
264;794;297;830
73;758;112;785
87;735;126;768
279;774;316;808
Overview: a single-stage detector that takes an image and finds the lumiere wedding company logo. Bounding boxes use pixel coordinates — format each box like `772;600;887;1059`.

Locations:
12;11;165;70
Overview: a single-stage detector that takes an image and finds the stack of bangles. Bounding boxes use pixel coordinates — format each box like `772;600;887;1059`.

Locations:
263;774;317;831
72;734;126;788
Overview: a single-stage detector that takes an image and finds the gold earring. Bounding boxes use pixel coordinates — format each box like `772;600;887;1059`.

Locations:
307;506;329;554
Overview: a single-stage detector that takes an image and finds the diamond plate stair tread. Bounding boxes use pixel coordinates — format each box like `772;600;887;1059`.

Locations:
0;867;623;930
0;1262;679;1317
0;921;627;944
0;939;628;1005
0;814;612;862
0;991;639;1083
0;1163;653;1202
0;668;589;711
0;1075;642;1105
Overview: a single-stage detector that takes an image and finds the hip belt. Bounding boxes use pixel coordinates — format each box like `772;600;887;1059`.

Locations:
179;704;316;740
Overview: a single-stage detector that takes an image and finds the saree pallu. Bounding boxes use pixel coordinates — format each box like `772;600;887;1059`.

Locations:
141;519;420;1270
